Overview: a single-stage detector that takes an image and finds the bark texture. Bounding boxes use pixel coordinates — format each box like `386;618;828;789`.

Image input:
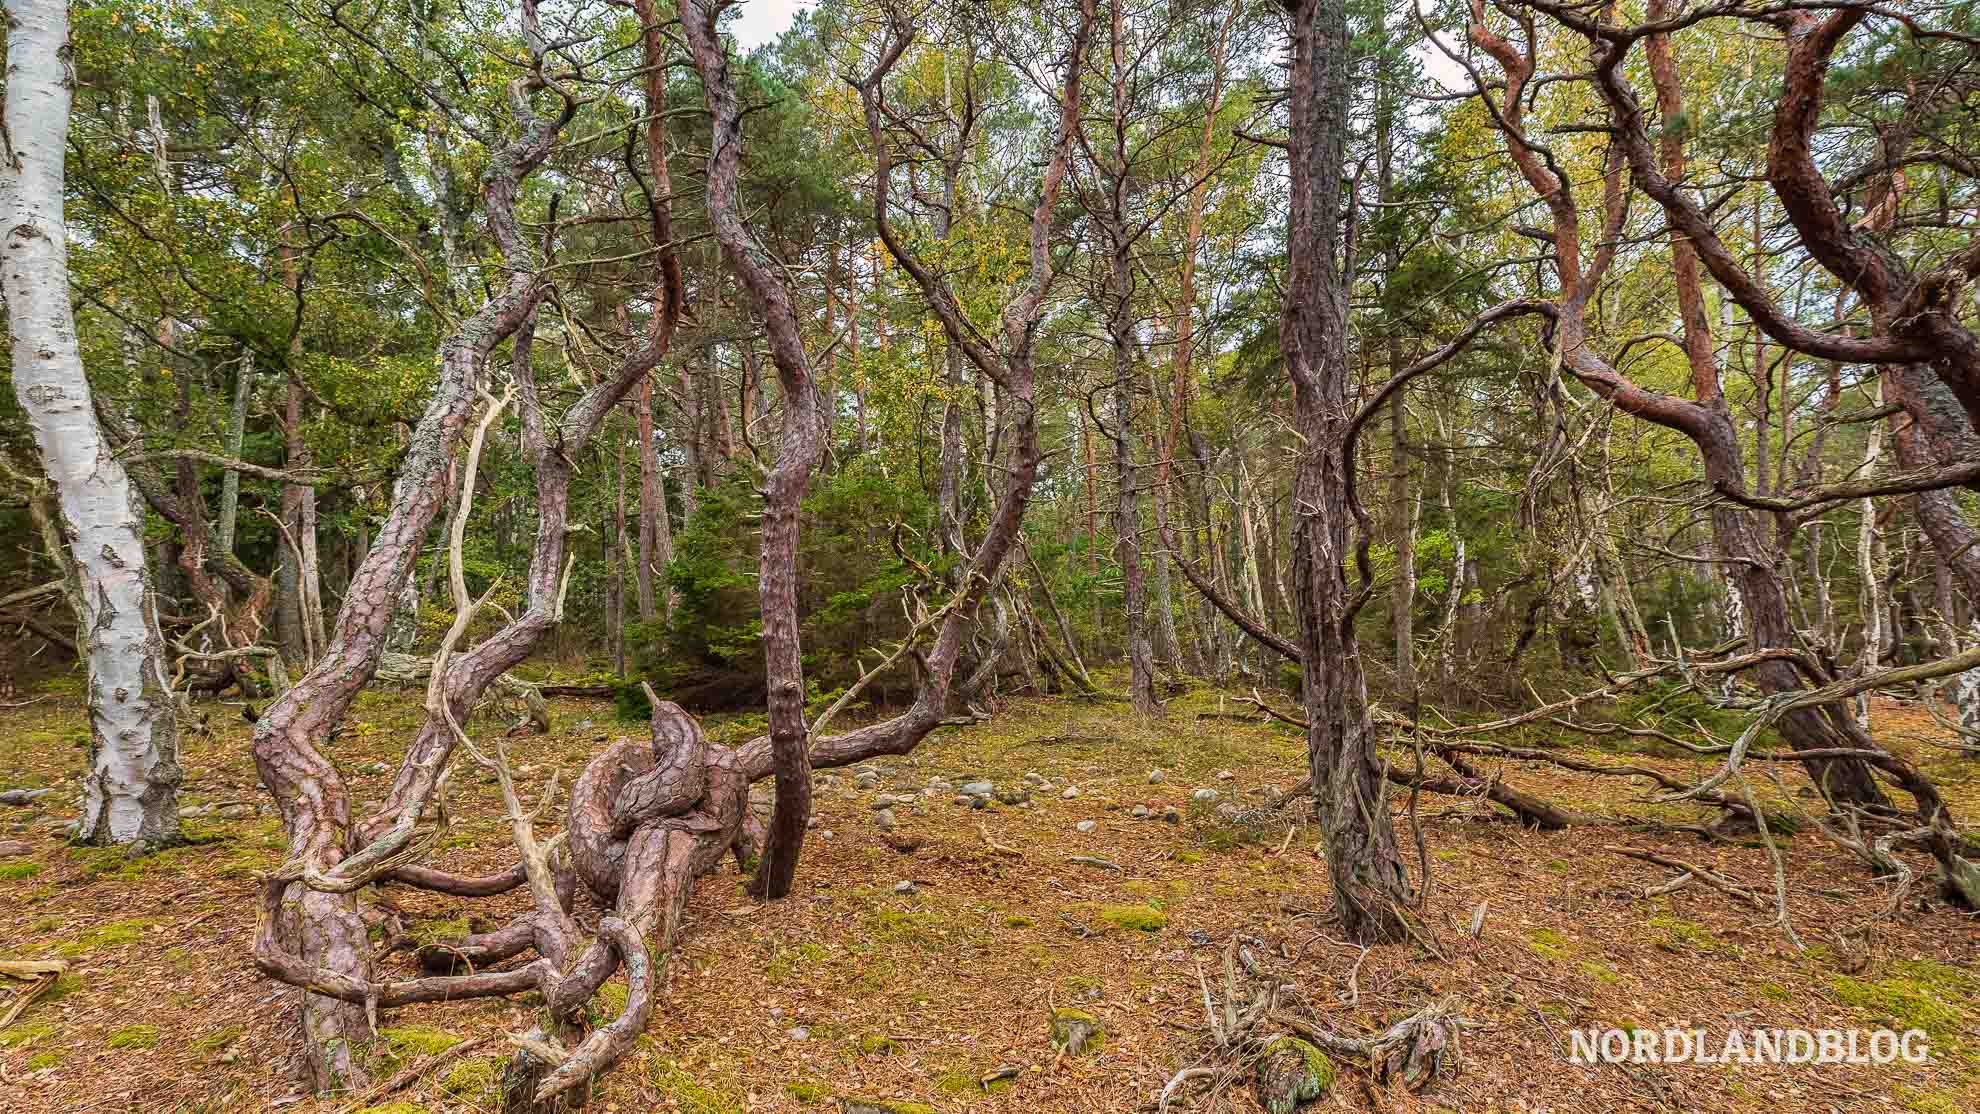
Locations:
682;0;830;901
3;0;182;846
1285;0;1414;943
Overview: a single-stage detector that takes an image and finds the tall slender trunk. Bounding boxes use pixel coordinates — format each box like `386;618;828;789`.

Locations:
613;431;629;673
635;381;663;622
217;352;252;559
1080;397;1099;571
1285;0;1412;942
684;1;829;901
3;0;181;845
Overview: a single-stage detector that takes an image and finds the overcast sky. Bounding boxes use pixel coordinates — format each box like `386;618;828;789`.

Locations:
730;0;817;49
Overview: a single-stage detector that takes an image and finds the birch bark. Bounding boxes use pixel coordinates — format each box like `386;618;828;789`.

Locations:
3;0;181;845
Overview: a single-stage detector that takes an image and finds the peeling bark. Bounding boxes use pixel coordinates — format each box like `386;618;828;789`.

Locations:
3;0;181;847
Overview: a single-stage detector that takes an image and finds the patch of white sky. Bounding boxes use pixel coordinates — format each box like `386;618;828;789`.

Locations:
729;0;819;51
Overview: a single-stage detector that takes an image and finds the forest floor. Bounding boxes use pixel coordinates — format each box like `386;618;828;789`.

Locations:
0;671;1976;1114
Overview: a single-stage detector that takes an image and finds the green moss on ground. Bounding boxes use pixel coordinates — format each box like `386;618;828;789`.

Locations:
192;1024;244;1055
784;1079;831;1103
1830;960;1974;1051
1255;1035;1334;1113
1097;904;1165;932
441;1057;498;1097
377;1025;463;1059
1527;927;1568;960
651;1060;744;1113
107;1024;160;1049
55;918;150;957
0;1019;57;1048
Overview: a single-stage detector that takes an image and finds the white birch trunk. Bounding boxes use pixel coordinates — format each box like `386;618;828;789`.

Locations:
3;0;181;844
1855;386;1887;730
216;351;251;557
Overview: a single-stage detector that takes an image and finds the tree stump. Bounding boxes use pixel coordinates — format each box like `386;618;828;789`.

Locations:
1048;1007;1104;1055
1253;1036;1333;1114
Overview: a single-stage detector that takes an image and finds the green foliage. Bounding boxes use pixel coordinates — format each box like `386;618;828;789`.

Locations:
631;467;939;710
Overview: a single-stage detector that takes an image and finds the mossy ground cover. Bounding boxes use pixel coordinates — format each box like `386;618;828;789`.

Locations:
0;676;1974;1112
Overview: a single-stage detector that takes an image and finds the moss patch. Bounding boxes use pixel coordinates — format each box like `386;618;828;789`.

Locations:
784;1079;831;1103
192;1024;245;1055
1527;927;1569;961
440;1057;498;1097
56;918;150;957
1830;960;1973;1050
1096;904;1165;932
107;1024;160;1049
0;1019;57;1048
377;1025;463;1059
651;1060;743;1113
0;862;42;881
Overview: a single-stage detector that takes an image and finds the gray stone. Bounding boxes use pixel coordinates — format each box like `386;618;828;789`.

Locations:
1148;769;1166;784
1074;820;1097;834
960;781;994;798
875;808;898;832
788;1026;810;1042
893;880;916;895
1129;805;1150;820
1216;769;1235;781
1061;786;1081;800
1192;788;1219;804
